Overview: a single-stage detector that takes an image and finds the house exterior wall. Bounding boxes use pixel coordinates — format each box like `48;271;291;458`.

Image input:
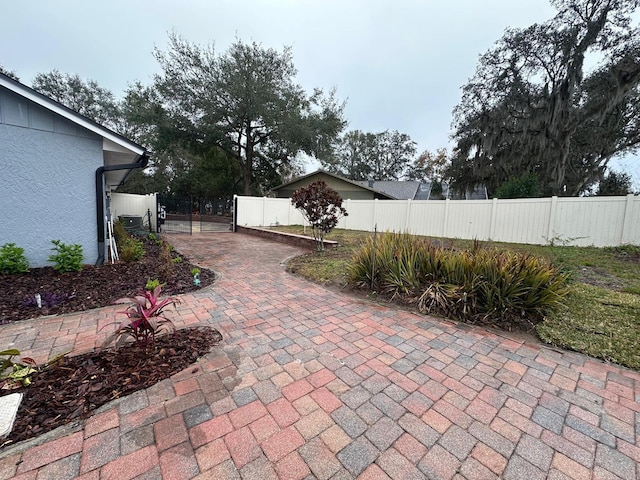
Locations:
275;172;376;200
0;88;103;267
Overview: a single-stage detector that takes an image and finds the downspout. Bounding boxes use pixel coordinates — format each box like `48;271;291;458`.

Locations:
95;153;150;265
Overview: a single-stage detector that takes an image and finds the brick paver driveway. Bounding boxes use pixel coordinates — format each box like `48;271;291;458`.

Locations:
1;233;638;479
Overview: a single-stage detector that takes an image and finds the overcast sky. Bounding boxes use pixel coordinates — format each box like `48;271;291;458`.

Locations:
2;0;638;183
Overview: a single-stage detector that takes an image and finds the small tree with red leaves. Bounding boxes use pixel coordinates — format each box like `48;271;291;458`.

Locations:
291;180;348;251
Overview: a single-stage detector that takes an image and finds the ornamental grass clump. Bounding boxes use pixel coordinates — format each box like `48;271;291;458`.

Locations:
119;237;145;263
113;220;145;263
348;232;568;329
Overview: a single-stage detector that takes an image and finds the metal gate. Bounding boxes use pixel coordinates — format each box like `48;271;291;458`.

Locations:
157;195;233;234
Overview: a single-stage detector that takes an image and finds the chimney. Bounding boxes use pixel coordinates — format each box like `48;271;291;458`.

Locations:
368;179;374;188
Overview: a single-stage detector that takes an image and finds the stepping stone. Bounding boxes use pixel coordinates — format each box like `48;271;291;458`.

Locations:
0;393;23;438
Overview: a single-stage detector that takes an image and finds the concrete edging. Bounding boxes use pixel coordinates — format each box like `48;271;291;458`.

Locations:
236;226;338;250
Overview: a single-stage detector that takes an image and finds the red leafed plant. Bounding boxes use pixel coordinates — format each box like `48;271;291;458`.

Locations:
291;180;348;251
102;285;180;350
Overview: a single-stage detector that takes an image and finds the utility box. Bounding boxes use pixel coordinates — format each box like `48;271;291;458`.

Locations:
119;215;143;232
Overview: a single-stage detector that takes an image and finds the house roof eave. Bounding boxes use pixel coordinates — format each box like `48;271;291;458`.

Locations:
0;73;146;157
271;169;396;200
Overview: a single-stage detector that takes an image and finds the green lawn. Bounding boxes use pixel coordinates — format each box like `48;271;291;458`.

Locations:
276;226;640;370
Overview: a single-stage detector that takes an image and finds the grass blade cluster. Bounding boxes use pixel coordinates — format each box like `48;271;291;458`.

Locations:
538;284;640;369
349;232;568;329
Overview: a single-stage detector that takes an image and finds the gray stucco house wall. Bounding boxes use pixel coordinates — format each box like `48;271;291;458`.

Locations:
0;74;148;268
0;88;103;266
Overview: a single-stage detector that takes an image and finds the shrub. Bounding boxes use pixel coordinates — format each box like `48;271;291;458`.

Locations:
113;221;145;262
113;220;128;246
495;173;541;198
48;240;83;272
0;243;29;274
145;278;161;291
120;237;145;262
349;232;568;328
102;285;180;350
291;180;348;251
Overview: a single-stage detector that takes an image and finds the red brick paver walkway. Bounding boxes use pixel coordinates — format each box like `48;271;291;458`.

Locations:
1;233;638;479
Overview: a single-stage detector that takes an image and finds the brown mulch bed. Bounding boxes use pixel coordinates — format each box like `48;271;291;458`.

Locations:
2;327;223;448
0;234;222;449
0;235;215;325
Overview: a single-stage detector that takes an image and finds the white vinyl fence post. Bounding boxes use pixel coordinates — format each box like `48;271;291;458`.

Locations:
620;194;635;245
262;197;267;227
442;198;450;238
405;199;412;233
546;196;558;243
489;197;498;241
344;199;351;230
372;199;378;232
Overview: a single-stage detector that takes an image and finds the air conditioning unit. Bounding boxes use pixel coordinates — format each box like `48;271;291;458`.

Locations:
118;215;143;232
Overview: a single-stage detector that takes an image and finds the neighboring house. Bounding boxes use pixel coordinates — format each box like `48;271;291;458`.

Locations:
0;73;149;267
358;180;488;200
271;170;394;200
272;170;488;201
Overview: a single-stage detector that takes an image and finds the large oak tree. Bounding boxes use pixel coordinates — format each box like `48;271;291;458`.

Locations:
449;0;640;197
32;70;121;129
153;34;346;195
320;129;416;181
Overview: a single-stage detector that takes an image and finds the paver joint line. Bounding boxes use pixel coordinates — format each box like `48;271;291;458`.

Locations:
0;232;637;480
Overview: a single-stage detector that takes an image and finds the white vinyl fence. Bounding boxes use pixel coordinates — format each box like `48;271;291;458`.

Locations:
235;194;640;247
110;193;158;232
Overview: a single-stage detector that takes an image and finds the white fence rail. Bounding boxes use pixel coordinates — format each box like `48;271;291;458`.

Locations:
110;193;158;232
236;194;640;247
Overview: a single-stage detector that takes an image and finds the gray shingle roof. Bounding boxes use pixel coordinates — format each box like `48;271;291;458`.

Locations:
355;180;421;200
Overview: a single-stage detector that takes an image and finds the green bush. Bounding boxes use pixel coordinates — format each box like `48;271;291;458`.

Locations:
48;240;83;272
495;173;541;199
113;221;145;263
0;243;30;274
112;220;129;246
119;237;145;263
349;232;568;328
